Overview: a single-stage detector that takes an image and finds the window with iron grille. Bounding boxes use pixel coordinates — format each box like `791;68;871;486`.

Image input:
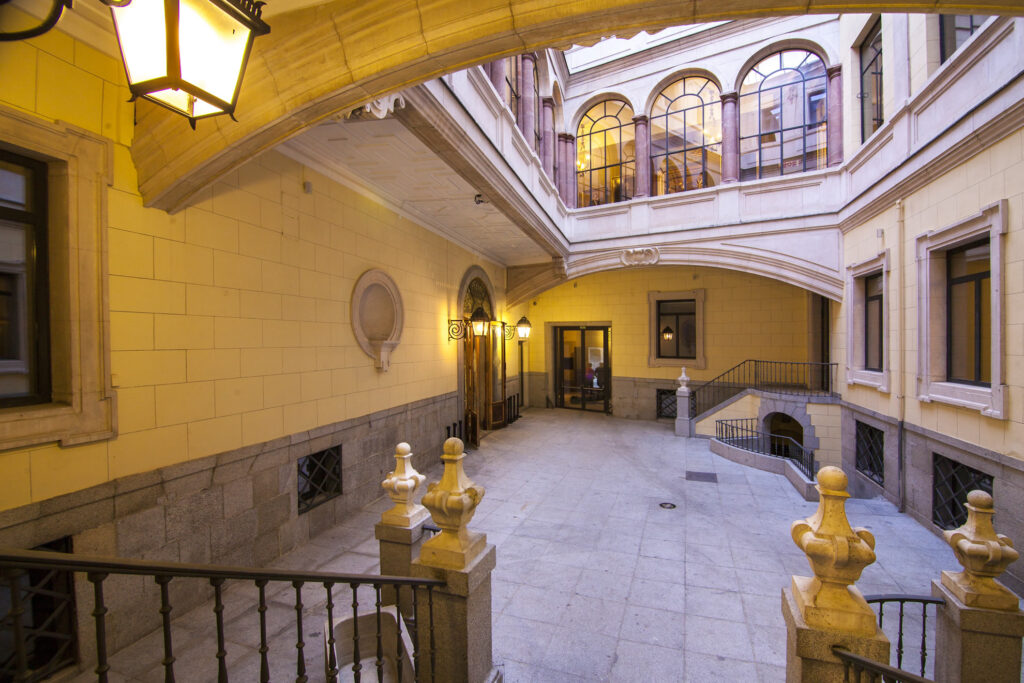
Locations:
297;445;342;514
656;389;677;419
854;420;884;485
932;453;992;529
0;536;77;682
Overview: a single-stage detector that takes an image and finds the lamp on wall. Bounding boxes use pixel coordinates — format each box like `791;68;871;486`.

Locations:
516;316;531;407
470;307;490;337
661;325;675;342
0;0;270;127
516;316;532;341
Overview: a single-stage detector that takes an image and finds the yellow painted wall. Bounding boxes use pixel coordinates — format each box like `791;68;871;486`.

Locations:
839;128;1024;463
519;266;811;382
0;23;503;511
807;402;842;467
695;393;761;436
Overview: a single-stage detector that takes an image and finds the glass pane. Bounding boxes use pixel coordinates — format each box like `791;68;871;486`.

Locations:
865;273;883;298
805;123;827;171
684;109;703;149
0;272;19;360
0;160;31;211
866;297;882;370
739;93;759;136
760;89;781;133
665;154;685;195
658;315;676;358
980;277;991;383
739;136;759;180
949;240;990;277
668;111;686;152
685;149;704;190
783;129;804;175
650;116;668;155
806;83;827;124
705;143;722;187
660;300;695;315
948;280;975;382
782;83;803;129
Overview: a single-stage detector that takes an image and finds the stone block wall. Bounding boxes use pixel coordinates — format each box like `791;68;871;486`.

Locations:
0;391;457;659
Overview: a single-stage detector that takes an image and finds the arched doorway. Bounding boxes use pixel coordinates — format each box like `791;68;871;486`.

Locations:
457;268;509;447
765;412;803;459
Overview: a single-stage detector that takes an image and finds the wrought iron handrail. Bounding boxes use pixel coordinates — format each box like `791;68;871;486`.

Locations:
865;594;945;678
715;417;815;478
832;647;934;683
1;547;444;683
690;359;837;417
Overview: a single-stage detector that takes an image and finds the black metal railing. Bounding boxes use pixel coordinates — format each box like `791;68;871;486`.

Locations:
445;419;464;441
865;594;944;679
1;547;444;683
505;394;521;424
832;646;933;683
689;360;837;417
715;417;816;478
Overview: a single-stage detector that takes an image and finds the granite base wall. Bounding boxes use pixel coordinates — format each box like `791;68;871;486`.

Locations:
0;391;459;662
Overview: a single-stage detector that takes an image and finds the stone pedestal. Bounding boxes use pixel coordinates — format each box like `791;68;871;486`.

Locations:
412;544;500;683
782;586;889;683
375;521;428;615
674;367;692;437
932;579;1024;683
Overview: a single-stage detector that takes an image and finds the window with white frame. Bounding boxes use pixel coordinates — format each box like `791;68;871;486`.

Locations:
916;200;1006;418
648;290;705;369
845;250;889;392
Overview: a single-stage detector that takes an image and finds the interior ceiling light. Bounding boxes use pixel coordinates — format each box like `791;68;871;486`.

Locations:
0;0;270;128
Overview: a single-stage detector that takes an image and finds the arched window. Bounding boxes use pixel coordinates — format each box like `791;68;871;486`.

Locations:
650;76;722;195
739;50;827;180
576;100;635;207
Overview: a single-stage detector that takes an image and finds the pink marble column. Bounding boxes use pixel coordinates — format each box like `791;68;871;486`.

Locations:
632;115;649;198
557;134;570;204
720;91;739;184
489;58;506;100
520;53;537;150
827;65;843;167
541;97;555;180
566;134;577;208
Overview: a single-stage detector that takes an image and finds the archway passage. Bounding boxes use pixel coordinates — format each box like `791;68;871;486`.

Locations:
765;411;803;459
132;0;1024;212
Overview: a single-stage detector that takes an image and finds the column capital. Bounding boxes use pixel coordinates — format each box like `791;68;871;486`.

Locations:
541;96;555;109
720;90;739;103
632;114;649;125
827;64;842;78
520;51;536;66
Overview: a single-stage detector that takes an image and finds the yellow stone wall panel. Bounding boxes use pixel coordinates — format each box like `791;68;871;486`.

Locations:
154;315;215;350
110;312;154;351
240;348;284;377
186;349;241;382
30;442;108;502
282;400;318;435
108;425;188;479
117;386;156;434
111;350;186;387
241;407;285;446
211;184;262;227
213;252;263;291
214;317;263;349
0;41;37;113
108;190;184;242
238;223;283;263
154;240;215;286
264;373;302;408
36;52;102;133
215;377;264;416
108;228;154;278
186;284;240;318
0;450;31;510
187;415;242;460
155;381;216;427
109;276;184;315
185;208;239;253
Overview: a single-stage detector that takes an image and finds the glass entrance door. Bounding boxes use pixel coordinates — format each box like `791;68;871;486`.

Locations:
554;326;610;413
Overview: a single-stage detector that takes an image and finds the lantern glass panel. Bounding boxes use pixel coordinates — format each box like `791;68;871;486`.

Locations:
110;0;170;85
180;0;252;105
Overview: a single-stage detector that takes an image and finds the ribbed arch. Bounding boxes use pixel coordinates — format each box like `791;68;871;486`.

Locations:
575;99;636;207
649;75;723;194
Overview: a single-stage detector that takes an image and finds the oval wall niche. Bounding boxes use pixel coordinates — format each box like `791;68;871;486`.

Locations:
351;269;404;372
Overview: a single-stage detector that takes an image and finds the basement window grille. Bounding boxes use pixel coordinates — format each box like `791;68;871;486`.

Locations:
932;453;992;530
854;420;885;485
656;389;677;419
0;536;77;682
297;445;342;514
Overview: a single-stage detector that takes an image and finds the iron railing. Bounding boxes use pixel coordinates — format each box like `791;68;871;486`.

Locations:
866;594;944;679
0;547;444;683
715;417;816;478
689;360;837;417
832;647;933;683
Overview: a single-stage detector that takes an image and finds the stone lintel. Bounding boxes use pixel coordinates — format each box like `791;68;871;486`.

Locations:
411;544;496;597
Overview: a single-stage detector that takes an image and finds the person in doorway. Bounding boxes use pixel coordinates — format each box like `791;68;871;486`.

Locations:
585;363;594;387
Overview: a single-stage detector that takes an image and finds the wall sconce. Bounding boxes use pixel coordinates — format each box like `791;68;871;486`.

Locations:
661;325;675;342
0;0;270;127
449;307;492;340
516;316;532;341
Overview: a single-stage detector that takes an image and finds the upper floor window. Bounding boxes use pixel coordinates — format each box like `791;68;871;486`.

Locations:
576;100;635;207
650;76;722;195
864;272;884;372
648;290;705;369
503;55;521;123
939;15;989;63
0;149;50;407
947;239;990;386
739;49;827;181
532;59;541;152
859;20;884;142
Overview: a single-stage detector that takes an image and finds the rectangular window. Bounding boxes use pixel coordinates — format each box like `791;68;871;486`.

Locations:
939;15;989;63
864;273;883;371
854;420;884;485
932;453;992;529
946;239;990;386
297;445;342;514
657;299;696;360
0;150;50;407
859;19;884;142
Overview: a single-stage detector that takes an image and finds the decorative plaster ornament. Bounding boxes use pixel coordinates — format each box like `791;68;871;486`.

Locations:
419;438;486;569
620;247;660;266
942;489;1020;611
351;269;404;372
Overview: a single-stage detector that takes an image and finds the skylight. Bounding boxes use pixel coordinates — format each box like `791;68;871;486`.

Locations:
564;23;729;73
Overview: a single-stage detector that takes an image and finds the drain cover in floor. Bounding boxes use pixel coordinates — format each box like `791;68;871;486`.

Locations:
685;471;718;483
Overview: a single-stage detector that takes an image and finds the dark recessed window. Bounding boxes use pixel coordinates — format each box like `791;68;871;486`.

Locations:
0;149;50;408
939;15;988;63
656;388;677;419
656;299;696;359
864;272;883;371
859;19;884;142
0;536;77;681
946;239;990;386
297;445;342;514
932;453;992;529
854;420;884;485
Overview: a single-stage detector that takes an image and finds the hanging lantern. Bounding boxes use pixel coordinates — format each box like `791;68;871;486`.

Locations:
470;307;490;337
516;316;532;341
109;0;270;127
661;325;674;341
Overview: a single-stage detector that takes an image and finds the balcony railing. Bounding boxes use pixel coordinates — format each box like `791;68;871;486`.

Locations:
715;417;815;478
691;359;837;417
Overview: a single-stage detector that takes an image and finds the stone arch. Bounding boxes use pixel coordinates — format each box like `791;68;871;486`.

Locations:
643;68;724;116
570;92;638;134
758;398;819;453
457;265;496;319
132;1;1019;211
731;39;834;93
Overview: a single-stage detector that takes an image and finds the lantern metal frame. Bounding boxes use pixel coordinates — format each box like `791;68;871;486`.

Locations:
661;325;675;341
448;306;493;340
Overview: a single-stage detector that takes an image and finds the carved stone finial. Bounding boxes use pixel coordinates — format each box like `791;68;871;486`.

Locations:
418;438;486;569
942;490;1020;611
677;367;689;391
380;442;428;528
790;466;879;634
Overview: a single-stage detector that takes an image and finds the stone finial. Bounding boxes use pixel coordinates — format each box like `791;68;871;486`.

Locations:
942;490;1020;611
380;442;429;528
677;366;689;391
418;437;486;569
790;466;878;635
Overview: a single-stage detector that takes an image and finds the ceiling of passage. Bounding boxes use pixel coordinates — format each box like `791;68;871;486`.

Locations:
281;117;553;267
